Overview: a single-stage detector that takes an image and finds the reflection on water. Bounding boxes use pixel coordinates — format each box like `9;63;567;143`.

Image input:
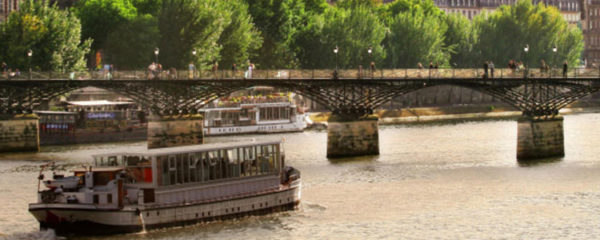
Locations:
2;113;600;239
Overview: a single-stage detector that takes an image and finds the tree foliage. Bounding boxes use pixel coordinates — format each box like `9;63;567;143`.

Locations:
474;0;583;67
73;0;137;50
0;0;91;71
217;0;263;69
444;13;478;67
246;0;306;68
158;0;226;69
104;14;158;69
296;6;386;69
384;4;448;68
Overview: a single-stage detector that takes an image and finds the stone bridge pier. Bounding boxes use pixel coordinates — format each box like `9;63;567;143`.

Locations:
0;114;40;153
516;116;564;160
327;114;380;158
147;115;204;149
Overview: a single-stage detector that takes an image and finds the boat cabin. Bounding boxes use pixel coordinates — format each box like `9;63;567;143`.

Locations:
89;140;285;206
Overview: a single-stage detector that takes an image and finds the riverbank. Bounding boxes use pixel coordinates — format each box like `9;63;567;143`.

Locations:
308;104;600;125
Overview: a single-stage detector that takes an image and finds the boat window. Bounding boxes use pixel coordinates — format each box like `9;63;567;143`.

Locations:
161;156;169;186
200;152;208;182
168;155;177;185
207;151;219;180
243;147;254;177
189;153;197;182
273;144;280;172
227;148;241;178
126;156;139;166
256;146;262;175
182;154;189;184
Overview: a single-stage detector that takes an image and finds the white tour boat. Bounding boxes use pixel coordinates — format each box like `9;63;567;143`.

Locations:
29;140;301;235
201;97;307;136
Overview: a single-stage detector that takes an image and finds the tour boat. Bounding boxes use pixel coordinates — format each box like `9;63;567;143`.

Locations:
28;140;301;235
201;97;307;136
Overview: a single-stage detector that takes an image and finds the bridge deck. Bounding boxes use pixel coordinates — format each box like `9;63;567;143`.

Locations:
1;68;599;81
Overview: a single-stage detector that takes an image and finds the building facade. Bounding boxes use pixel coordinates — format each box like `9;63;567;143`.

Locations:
435;0;581;23
583;0;600;65
1;0;19;22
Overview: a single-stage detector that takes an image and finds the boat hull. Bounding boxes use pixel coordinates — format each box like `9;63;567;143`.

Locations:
29;182;300;235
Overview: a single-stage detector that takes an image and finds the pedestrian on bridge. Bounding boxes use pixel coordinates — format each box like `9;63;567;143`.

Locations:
489;62;495;78
483;61;489;79
370;61;376;77
563;61;568;78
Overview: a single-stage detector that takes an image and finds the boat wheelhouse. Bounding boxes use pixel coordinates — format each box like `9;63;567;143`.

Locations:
29;140;301;235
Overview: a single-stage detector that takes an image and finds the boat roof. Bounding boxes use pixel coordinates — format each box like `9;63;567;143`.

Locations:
73;166;125;172
34;110;77;115
66;100;134;106
92;140;283;158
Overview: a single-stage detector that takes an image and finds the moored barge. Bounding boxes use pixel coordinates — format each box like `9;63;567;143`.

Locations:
29;140;301;235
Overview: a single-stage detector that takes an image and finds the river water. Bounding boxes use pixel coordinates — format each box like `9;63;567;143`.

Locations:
2;113;600;239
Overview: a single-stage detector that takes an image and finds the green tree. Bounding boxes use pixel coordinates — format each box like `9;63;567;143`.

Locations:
444;13;479;67
474;0;583;68
131;0;162;15
0;0;91;71
104;14;158;69
293;6;386;69
385;8;448;68
246;0;306;68
304;0;329;14
73;0;137;51
158;0;225;69
217;0;263;70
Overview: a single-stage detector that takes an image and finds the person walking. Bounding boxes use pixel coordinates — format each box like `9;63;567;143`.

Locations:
563;61;568;78
247;63;253;79
370;61;376;77
358;65;363;78
188;62;195;79
489;61;495;78
483;61;489;79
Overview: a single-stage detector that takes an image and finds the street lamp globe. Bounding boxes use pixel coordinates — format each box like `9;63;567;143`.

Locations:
368;47;372;55
333;46;338;54
552;46;557;53
27;49;33;57
154;48;160;56
524;45;529;53
192;49;197;56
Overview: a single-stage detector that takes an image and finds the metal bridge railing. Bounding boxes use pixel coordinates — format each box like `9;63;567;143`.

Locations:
1;68;599;81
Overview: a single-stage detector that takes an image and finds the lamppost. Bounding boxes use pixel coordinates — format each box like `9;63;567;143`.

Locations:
154;48;160;64
192;48;197;78
368;46;372;75
552;46;557;78
524;44;529;78
27;49;32;80
334;45;339;71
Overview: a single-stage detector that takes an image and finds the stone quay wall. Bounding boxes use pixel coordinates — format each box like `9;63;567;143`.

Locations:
0;115;40;152
327;116;379;158
517;116;564;160
148;116;204;149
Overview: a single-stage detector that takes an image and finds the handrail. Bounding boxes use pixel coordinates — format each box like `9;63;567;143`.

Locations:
1;68;599;81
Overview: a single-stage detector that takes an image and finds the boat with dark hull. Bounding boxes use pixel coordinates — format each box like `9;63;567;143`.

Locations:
29;140;301;235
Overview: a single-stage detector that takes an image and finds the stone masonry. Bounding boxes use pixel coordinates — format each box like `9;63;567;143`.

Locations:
0;114;40;152
517;116;564;160
147;116;204;149
327;115;379;158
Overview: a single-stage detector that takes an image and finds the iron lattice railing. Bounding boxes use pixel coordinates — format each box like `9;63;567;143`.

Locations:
1;68;599;81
